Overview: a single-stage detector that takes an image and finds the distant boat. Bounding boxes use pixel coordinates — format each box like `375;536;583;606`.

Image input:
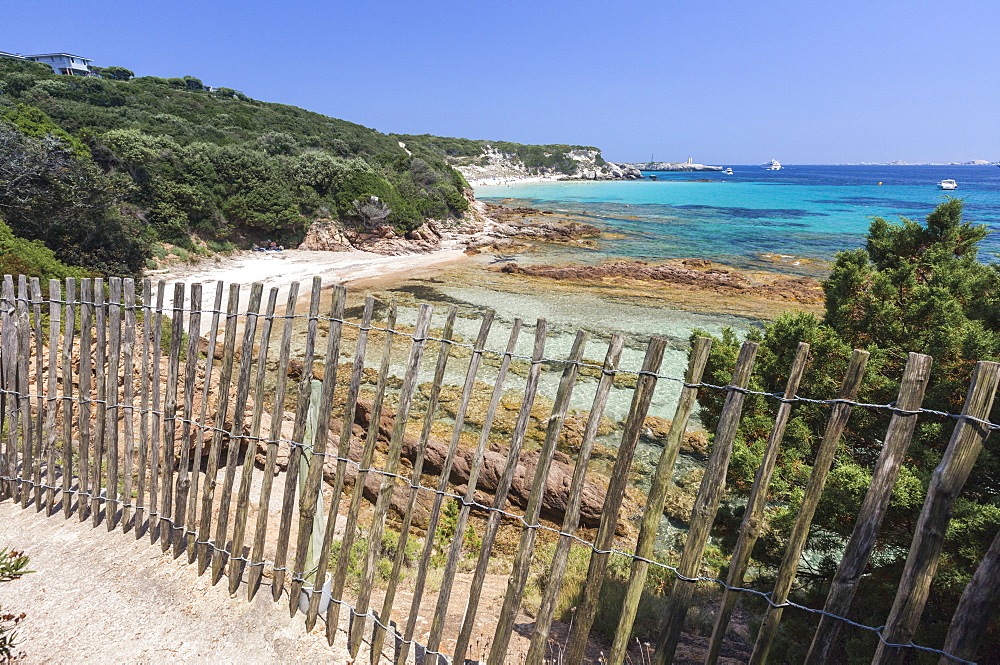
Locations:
938;179;958;190
761;159;782;170
725;167;734;175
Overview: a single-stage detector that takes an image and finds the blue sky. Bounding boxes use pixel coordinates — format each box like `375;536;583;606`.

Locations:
4;0;998;164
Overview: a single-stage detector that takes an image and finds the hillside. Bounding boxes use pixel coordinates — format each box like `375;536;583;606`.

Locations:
395;133;640;181
0;58;626;277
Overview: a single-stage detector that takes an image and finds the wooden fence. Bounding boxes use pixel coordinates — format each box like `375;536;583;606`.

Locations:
0;274;998;664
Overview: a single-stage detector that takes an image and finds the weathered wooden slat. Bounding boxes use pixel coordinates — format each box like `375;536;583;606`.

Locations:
90;277;106;524
186;280;225;560
424;318;523;663
701;341;809;665
105;278;123;529
17;276;32;508
134;279;152;534
211;282;263;583
527;334;624;663
44;280;61;514
561;336;668;665
605;336;714;665
271;277;323;598
451;319;547;665
30;278;44;510
196;282;243;574
748;349;870;665
156;283;185;548
371;305;458;657
871;360;1000;665
229;285;280;595
120;279;137;529
147;281;165;541
307;295;375;629
77;279;93;520
61;278;77;518
347;304;435;658
0;276;17;502
288;285;346;609
247;281;300;600
171;283;202;557
326;300;400;633
939;525;1000;664
488;330;590;665
805;352;932;664
383;309;494;657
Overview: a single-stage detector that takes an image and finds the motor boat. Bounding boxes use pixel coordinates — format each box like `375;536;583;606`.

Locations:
760;159;782;170
725;167;734;175
938;179;958;190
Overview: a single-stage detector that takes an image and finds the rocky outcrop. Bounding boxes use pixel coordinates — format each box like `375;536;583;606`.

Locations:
298;219;444;256
630;162;724;172
452;145;641;182
499;259;824;304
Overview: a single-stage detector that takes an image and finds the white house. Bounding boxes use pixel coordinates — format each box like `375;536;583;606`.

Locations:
0;51;93;75
25;53;93;76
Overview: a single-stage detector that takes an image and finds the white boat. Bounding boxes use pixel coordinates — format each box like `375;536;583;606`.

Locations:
761;159;782;170
725;167;734;175
938;179;958;190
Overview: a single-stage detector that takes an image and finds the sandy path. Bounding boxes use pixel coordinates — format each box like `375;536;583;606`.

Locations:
0;500;365;663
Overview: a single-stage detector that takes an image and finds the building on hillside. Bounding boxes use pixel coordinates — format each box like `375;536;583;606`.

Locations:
0;51;93;75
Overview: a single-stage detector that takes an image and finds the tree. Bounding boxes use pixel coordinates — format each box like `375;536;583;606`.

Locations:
693;199;1000;660
102;66;134;81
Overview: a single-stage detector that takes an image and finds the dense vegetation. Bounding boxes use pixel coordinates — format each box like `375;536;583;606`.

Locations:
695;199;1000;661
394;133;605;175
0;58;474;275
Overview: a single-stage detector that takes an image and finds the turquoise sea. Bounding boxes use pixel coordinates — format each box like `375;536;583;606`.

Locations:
477;165;1000;272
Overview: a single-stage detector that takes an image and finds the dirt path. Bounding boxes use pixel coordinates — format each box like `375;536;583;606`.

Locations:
0;500;354;664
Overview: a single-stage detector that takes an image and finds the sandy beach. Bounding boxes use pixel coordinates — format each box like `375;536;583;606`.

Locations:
151;246;471;333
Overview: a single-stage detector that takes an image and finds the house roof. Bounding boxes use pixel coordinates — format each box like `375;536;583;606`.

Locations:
27;53;93;63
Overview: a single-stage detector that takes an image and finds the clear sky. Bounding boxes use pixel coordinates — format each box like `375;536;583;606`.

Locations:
4;0;999;164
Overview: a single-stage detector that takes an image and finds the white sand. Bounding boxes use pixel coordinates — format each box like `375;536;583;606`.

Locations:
149;247;470;333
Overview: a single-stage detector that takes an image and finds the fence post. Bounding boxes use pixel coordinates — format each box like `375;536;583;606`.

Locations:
44;279;61;514
373;305;459;657
306;295;376;629
105;278;123;529
490;329;592;665
121;279;137;529
147;282;165;540
229;286;280;596
749;349;870;664
607;336;714;665
17;276;32;509
0;276;16;502
526;334;624;663
171;283;202;557
326;300;400;636
872;360;1000;665
561;335;668;665
30;278;44;510
211;282;264;584
653;340;760;665
703;341;810;665
451;319;548;665
272;277;323;598
91;278;109;524
288;285;347;608
78;279;93;521
157;283;185;549
61;278;77;518
805;352;932;663
186;281;224;560
939;525;1000;663
247;281;301;601
391;309;495;658
195;282;242;573
426;318;525;664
